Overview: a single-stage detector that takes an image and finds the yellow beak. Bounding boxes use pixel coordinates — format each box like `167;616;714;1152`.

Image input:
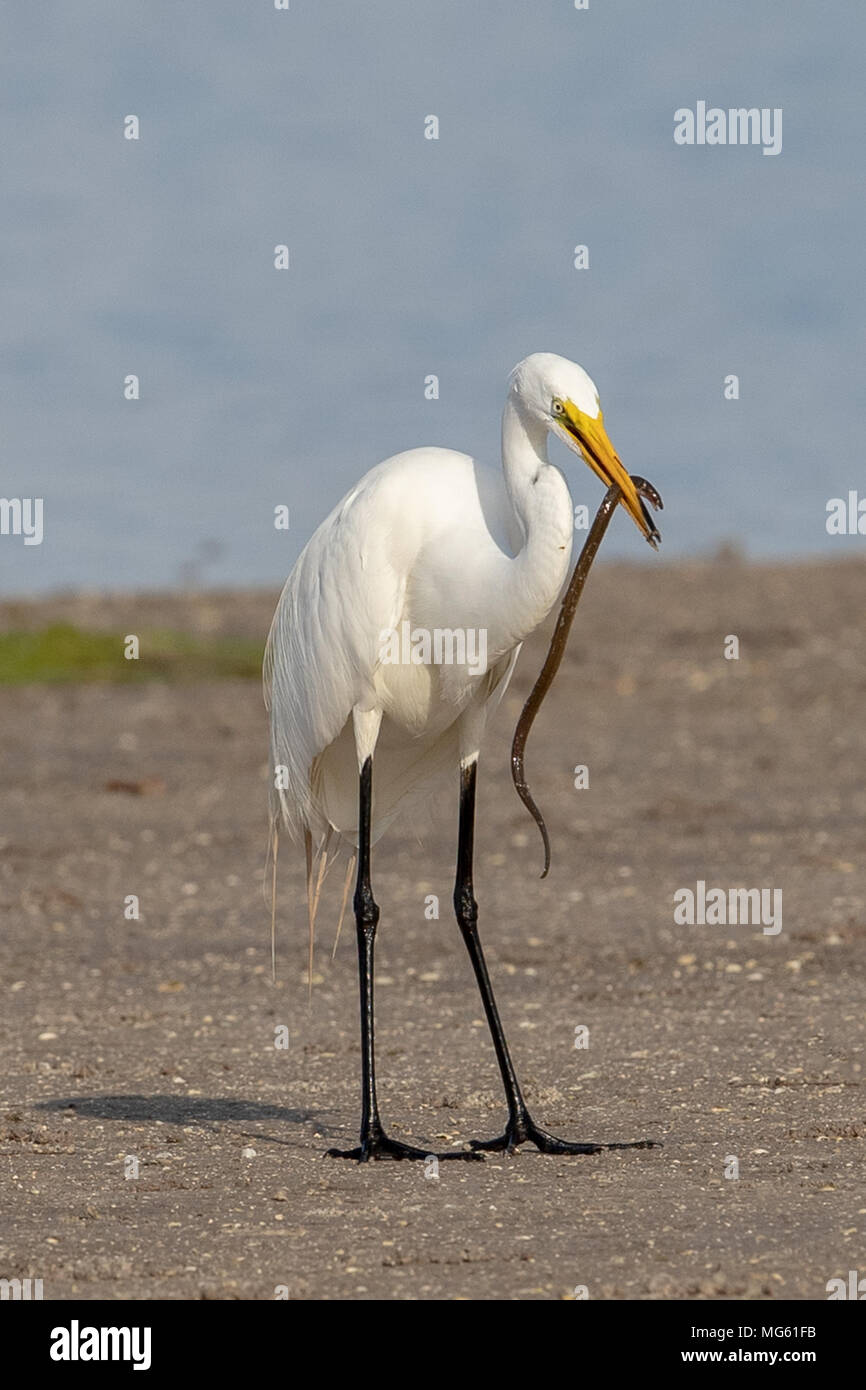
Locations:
562;399;659;546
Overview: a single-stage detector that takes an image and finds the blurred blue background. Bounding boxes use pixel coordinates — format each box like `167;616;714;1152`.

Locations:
2;0;864;593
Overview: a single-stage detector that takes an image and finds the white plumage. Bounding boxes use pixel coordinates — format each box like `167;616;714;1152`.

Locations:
263;351;661;1162
264;352;654;865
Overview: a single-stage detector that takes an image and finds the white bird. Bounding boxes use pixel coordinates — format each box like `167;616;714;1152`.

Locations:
264;352;660;1161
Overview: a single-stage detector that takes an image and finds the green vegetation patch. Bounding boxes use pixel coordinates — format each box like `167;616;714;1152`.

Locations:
0;623;264;684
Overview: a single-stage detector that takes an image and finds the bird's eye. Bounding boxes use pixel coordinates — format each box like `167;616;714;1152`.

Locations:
552;399;565;416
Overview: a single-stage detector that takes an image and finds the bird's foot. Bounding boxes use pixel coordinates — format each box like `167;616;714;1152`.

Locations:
469;1111;660;1156
327;1128;483;1163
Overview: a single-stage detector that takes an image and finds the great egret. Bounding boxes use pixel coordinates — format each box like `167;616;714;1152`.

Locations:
264;352;661;1161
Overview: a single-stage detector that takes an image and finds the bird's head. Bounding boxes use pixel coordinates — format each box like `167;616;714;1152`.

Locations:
508;352;660;548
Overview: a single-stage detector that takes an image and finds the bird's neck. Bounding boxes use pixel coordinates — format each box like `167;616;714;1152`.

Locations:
501;394;550;518
500;396;574;644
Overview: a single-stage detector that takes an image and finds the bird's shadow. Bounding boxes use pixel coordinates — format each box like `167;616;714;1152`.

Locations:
36;1094;333;1146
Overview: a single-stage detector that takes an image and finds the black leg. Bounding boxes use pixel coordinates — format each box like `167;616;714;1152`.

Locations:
455;759;658;1156
328;755;481;1163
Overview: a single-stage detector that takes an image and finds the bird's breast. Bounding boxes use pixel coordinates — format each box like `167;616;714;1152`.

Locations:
374;648;482;739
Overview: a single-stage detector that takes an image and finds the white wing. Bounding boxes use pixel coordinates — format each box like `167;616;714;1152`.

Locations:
264;447;522;848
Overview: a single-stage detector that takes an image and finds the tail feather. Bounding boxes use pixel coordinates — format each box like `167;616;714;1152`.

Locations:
304;825;333;1001
269;824;279;984
333;853;356;960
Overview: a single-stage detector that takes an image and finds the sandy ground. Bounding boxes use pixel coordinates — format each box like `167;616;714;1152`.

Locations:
1;557;864;1301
